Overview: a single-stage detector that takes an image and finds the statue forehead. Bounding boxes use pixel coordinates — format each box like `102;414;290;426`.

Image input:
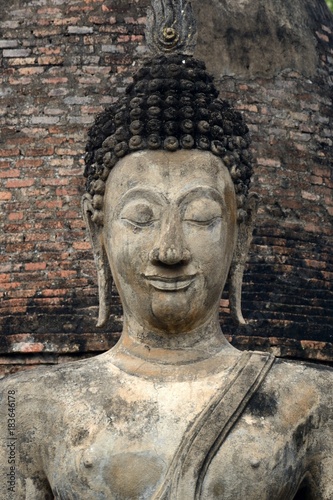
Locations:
104;150;234;199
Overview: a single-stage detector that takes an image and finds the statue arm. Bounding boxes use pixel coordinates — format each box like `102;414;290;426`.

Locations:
317;456;333;500
314;421;333;499
308;372;333;500
0;376;53;499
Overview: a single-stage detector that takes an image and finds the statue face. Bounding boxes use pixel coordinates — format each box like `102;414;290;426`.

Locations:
103;150;238;334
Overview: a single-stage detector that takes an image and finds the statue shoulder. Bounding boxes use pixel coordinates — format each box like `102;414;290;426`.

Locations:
0;363;74;441
259;357;333;430
265;357;332;398
269;357;333;396
269;359;333;499
0;361;79;402
0;355;116;498
0;353;114;403
0;368;55;498
0;366;51;413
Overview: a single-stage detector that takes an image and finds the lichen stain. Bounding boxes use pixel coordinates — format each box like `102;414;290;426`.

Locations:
248;390;278;418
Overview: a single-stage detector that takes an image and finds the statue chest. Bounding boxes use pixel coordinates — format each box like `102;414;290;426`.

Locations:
44;374;312;500
47;378;215;498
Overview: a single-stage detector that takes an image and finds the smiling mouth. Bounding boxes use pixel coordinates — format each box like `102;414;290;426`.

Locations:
144;275;195;291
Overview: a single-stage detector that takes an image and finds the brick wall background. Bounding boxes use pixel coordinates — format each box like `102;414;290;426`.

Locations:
0;0;332;375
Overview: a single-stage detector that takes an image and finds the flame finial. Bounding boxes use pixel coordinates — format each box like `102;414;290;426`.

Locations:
146;0;197;55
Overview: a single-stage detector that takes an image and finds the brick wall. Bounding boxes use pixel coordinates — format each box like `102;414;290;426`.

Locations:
0;0;332;374
219;68;333;362
0;0;150;374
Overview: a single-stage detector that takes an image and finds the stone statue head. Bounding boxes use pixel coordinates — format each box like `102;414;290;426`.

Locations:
82;53;259;331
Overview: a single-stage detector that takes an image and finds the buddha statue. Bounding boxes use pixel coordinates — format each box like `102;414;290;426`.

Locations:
0;2;332;499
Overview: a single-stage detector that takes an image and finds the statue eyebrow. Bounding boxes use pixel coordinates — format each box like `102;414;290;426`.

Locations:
118;188;167;209
115;186;226;213
177;186;226;208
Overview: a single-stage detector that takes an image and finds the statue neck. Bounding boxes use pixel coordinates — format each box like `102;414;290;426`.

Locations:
111;313;235;368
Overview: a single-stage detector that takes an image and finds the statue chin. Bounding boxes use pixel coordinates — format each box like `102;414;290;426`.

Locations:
150;291;194;334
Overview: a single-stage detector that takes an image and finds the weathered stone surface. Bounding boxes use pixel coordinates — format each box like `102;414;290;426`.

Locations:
1;350;332;498
0;146;332;498
193;0;330;78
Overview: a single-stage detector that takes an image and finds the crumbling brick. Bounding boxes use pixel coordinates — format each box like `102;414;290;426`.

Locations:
0;0;332;370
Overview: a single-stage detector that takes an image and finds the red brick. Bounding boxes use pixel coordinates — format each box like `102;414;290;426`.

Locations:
303;259;326;270
54;160;75;169
53;17;80;26
0;169;20;178
8;289;37;298
55;147;81;155
312;165;331;178
44;136;67;145
0;161;11;168
0;148;20;156
6;179;35;188
56;187;78;196
41;77;68;84
59;270;78;279
25;262;47;271
118;34;143;43
35;200;63;209
7;58;37;66
1;282;22;291
235;104;259;113
36;7;61;15
78;76;101;85
24;233;51;242
37;56;64;66
38;48;62;58
3;306;28;314
81;105;104;114
9;77;32;85
16;159;43;168
88;16;109;24
301;190;320;201
69;5;94;12
41;289;67;297
20;343;45;353
48;88;69;97
5;243;34;254
8;212;24;221
7;137;35;146
24;147;54;157
1;297;28;308
40;178;69;186
72;242;91;250
32;28;62;37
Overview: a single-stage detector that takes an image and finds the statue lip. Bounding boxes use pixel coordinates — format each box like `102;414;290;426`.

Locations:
144;274;196;291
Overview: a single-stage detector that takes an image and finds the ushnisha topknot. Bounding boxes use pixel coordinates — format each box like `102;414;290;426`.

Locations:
84;54;253;225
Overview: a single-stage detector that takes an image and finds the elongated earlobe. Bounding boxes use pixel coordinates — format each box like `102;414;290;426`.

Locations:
82;194;113;328
229;193;260;325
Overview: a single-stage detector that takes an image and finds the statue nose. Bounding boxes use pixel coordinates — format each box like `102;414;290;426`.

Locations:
149;213;191;265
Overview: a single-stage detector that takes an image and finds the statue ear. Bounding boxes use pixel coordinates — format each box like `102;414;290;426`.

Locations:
82;194;113;328
229;193;260;325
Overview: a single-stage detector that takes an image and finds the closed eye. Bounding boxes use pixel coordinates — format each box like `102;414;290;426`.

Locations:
182;197;223;227
121;218;158;228
183;216;222;226
119;201;160;228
